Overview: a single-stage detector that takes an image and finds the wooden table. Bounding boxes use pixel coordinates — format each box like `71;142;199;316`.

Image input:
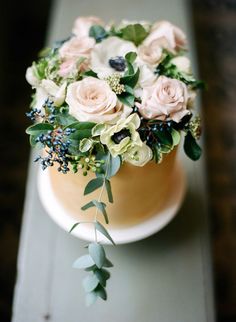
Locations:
12;0;215;321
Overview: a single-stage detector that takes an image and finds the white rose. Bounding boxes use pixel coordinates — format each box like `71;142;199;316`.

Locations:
171;56;191;74
144;20;187;53
136;75;189;123
90;36;137;79
66;77;132;123
72;16;104;37
124;143;153;167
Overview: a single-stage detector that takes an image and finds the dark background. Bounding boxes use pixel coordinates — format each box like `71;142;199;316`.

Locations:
0;0;236;321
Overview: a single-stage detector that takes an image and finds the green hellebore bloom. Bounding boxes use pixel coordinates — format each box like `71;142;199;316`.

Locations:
100;113;143;158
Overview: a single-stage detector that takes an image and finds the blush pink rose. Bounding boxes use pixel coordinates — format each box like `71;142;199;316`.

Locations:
66;77;132;123
144;21;187;53
138;39;165;67
58;59;77;77
136;76;189;122
72;16;104;37
59;36;95;61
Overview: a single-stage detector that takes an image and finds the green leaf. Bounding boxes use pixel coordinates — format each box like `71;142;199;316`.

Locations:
154;129;173;146
69;222;80;233
184;131;202;161
118;93;135;107
93;200;109;224
121;24;148;46
94;268;110;287
171;128;181;146
105;179;113;203
89;25;108;43
121;67;140;88
69;122;95;131
82;274;99;293
92;123;106;137
95;221;115;245
89;243;106;268
86;291;98;306
73;255;94;269
124;84;134;95
26;123;53;135
84;178;104;195
79;138;93;152
125;51;137;64
95;285;107;300
82;69;98;78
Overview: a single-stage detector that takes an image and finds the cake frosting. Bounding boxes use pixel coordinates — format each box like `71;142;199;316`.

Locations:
49;149;177;228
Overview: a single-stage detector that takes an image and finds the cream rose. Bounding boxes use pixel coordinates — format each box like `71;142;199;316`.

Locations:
32;80;67;110
136;76;189;123
171;56;191;74
90;37;137;79
144;21;186;53
123;143;153;167
72;16;104;37
25;66;40;87
66;77;132;123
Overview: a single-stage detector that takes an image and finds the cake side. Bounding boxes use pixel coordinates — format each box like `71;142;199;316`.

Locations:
49;149;177;227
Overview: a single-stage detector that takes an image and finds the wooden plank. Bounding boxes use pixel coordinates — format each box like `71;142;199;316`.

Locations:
12;0;215;321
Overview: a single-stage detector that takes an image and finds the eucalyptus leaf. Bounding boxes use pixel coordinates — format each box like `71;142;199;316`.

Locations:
121;24;148;46
93;200;109;224
84;178;104;195
89;243;106;268
69;222;80;233
82;274;99;293
95;221;115;245
94;268;110;287
81;201;95;211
86;291;98;306
102;258;114;268
95;285;107;300
73;254;94;269
105;179;113;203
106;154;121;179
184;131;202;161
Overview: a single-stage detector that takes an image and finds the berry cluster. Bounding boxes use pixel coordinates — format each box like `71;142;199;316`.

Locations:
26;108;43;122
34;127;75;173
43;99;57;124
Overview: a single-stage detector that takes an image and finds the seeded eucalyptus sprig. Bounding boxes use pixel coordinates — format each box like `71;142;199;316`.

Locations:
70;152;120;305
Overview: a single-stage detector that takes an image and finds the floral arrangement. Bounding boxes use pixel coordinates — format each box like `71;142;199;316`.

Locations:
25;16;203;305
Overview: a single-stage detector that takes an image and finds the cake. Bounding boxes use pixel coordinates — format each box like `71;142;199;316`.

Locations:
49;149;177;228
25;16;203;304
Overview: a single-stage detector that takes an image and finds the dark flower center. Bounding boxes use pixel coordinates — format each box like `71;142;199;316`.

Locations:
111;129;131;144
109;56;126;72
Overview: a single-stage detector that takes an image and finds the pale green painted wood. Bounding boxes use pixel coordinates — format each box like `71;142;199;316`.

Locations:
12;0;215;321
